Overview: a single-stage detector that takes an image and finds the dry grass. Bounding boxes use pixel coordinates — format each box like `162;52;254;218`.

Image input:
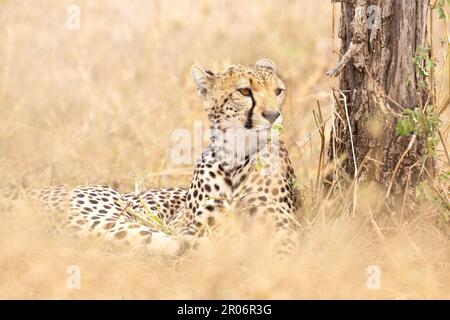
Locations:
0;0;449;299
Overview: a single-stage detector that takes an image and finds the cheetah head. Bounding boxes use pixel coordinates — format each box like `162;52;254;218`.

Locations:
191;59;286;134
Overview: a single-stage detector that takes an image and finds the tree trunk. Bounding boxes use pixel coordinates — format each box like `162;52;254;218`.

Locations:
327;0;433;200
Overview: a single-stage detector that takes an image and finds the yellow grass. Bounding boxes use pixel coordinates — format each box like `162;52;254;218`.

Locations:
0;0;449;299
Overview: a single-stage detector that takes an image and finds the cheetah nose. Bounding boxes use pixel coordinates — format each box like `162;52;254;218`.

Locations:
262;111;280;124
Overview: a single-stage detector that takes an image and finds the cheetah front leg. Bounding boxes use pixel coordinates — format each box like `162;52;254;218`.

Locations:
94;214;190;256
233;196;299;255
66;186;193;256
26;185;192;256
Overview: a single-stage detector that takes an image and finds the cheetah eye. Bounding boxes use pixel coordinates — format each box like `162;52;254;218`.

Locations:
237;88;252;97
275;88;284;96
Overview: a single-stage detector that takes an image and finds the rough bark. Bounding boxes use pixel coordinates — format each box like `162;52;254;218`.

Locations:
328;0;433;198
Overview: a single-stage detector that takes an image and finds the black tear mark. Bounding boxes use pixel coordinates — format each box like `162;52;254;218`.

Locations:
244;86;255;129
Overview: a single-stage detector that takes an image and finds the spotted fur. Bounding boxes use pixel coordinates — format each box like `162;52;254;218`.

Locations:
27;59;299;255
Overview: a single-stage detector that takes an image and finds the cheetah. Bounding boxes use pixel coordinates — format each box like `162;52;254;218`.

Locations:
25;59;299;255
26;185;189;255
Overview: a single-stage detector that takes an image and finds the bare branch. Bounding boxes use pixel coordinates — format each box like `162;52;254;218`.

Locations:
326;42;363;77
384;134;417;199
327;0;367;77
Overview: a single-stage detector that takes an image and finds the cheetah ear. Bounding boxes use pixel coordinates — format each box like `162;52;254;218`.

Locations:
255;59;277;72
191;64;214;96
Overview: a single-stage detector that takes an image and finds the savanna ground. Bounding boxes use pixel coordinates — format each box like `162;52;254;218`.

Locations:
0;0;449;299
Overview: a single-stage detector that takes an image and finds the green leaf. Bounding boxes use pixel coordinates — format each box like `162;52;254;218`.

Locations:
272;122;284;133
441;171;450;181
255;157;262;172
438;6;447;19
291;177;299;191
396;118;414;136
416;181;435;203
